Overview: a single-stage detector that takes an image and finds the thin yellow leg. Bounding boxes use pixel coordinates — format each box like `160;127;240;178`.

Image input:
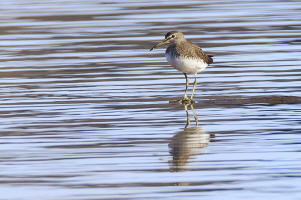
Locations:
183;73;189;101
191;74;197;100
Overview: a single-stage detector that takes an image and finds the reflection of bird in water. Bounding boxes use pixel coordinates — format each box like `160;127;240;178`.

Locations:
183;102;198;128
169;127;210;172
168;102;214;172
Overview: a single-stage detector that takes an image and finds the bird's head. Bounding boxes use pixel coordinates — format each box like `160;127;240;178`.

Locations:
150;31;184;51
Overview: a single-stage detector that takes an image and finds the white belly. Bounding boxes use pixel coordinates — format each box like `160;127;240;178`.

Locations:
166;53;208;74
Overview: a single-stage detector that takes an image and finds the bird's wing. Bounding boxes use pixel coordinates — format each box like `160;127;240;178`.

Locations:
195;47;213;64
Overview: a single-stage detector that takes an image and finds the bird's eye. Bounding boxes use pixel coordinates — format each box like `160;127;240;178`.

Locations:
171;35;176;38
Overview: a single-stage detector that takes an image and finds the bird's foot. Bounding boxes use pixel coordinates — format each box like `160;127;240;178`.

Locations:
180;98;194;105
169;97;194;104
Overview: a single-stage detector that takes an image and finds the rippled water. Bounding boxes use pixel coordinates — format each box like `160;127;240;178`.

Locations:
1;0;301;199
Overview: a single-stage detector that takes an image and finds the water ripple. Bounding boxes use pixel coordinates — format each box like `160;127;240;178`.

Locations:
1;0;301;200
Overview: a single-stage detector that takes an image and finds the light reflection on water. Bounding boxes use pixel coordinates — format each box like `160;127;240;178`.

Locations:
1;0;301;199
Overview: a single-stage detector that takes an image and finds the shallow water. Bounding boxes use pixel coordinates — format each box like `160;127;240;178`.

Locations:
1;0;301;199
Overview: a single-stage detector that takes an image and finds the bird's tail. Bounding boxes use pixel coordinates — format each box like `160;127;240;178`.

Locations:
207;55;214;64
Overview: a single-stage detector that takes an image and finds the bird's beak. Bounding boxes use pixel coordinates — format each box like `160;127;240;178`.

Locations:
150;39;170;51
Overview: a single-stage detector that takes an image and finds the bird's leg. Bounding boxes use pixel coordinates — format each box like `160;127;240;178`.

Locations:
190;74;197;101
182;73;190;102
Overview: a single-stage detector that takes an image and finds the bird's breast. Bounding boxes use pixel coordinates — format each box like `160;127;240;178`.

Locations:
165;52;208;74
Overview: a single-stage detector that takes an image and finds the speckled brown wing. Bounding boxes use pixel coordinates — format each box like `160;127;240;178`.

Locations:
177;42;213;64
193;44;213;64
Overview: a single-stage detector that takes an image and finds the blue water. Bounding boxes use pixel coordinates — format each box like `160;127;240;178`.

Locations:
1;0;301;199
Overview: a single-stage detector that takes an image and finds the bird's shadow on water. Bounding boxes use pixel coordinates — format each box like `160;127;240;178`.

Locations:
168;102;214;172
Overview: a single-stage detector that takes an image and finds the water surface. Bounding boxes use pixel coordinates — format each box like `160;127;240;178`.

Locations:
1;1;301;199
